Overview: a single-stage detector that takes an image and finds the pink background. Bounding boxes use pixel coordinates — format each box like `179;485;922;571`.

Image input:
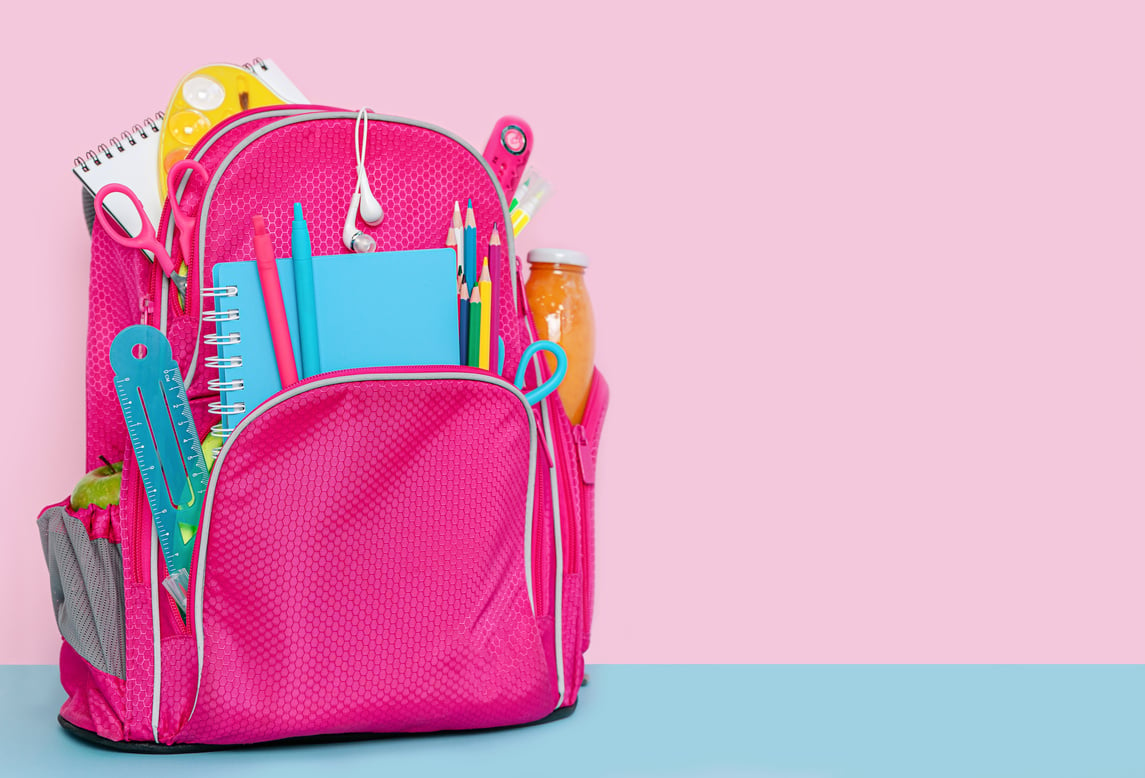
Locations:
3;1;1143;664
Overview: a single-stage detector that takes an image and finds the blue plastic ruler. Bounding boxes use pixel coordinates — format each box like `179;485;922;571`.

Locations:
110;325;208;602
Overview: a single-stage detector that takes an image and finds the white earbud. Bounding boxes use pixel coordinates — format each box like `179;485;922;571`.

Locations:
343;108;383;253
357;163;384;226
342;187;376;254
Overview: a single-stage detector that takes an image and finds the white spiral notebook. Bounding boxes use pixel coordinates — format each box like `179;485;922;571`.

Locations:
72;58;308;239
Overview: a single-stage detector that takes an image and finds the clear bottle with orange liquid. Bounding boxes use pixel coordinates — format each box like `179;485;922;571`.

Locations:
524;249;595;425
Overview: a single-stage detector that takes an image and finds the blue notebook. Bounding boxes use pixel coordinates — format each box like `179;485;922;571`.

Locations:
212;248;459;433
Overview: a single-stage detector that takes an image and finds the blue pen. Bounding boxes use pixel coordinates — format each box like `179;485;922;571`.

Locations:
464;198;477;295
292;203;320;378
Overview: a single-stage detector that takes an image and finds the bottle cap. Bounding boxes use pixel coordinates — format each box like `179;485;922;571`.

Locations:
528;248;589;268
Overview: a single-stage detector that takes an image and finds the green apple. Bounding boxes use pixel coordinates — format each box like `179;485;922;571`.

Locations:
70;456;123;511
201;431;224;471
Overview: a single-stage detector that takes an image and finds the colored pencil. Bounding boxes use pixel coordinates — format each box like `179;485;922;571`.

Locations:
467;285;482;368
488;226;502;373
458;281;469;365
464;198;477;295
451;201;464;282
447;225;461;293
478;257;492;370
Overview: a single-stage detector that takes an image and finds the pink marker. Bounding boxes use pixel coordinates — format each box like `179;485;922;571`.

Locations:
252;215;299;388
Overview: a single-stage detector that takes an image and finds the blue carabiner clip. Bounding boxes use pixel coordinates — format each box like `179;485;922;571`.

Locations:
514;340;567;406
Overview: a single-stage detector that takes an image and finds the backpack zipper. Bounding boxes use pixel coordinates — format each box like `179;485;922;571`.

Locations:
186;366;542;721
184;111;517;389
189;366;541;617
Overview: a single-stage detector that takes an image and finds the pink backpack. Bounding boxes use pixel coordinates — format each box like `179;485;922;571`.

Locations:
37;107;609;750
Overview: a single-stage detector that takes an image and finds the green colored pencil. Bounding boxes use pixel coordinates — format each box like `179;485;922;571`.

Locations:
467;285;482;367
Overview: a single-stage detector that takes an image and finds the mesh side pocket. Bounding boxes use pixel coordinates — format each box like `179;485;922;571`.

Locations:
37;506;126;680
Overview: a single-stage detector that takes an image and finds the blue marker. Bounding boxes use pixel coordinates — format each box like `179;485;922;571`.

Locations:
292;203;320;378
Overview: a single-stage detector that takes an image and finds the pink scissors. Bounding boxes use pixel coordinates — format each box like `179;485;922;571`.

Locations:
93;159;209;298
166;159;209;267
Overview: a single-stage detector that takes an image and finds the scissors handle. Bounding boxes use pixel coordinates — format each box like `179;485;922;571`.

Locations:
514;340;568;406
94;183;178;280
167;160;209;262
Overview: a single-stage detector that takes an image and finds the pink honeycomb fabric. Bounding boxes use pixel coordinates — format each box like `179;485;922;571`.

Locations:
59;640;127;742
176;375;553;744
85;222;149;471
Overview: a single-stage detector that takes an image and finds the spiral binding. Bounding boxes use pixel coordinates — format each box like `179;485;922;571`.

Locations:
208;400;246;416
72;112;164;173
203;285;246;439
205;355;242;369
205;332;240;346
208;378;244;392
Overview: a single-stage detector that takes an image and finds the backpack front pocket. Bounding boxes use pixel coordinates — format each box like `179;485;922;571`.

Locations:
176;370;554;745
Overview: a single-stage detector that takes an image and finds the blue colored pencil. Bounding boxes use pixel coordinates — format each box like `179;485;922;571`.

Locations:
464;199;477;296
291;203;320;378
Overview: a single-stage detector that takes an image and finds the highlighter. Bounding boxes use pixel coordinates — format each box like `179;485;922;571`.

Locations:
510;174;551;237
291;203;320;378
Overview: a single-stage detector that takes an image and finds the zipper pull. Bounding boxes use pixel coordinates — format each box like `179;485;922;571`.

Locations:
516;260;528;316
573;424;595;484
139;295;154;325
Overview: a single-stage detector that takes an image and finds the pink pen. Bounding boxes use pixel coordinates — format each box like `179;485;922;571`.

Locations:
252;215;299;388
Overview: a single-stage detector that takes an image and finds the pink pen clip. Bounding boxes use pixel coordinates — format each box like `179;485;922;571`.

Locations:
166;159;209;264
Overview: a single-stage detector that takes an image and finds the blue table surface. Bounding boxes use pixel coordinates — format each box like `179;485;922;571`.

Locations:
2;664;1141;777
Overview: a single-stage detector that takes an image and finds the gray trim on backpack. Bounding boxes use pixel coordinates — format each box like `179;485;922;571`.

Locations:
530;329;567;711
37;507;126;680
